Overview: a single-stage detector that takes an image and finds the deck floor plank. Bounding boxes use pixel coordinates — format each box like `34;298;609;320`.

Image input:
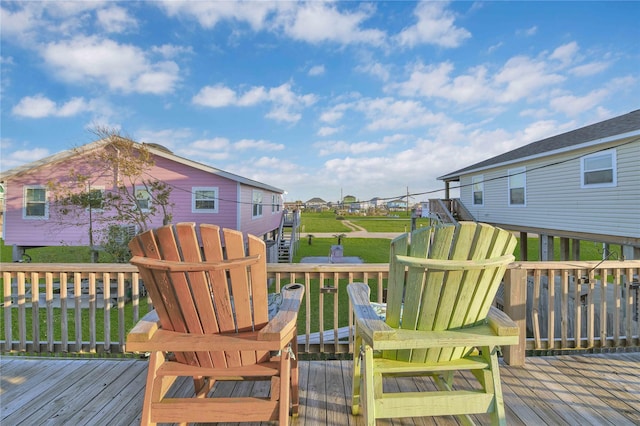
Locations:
544;355;639;425
76;359;148;426
520;356;612;425
1;352;639;426
525;356;621;425
2;358;97;423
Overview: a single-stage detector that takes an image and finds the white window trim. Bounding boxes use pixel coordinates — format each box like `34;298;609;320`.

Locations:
192;187;219;213
23;185;49;219
581;149;617;188
471;176;484;206
134;186;151;212
252;190;263;218
508;167;527;207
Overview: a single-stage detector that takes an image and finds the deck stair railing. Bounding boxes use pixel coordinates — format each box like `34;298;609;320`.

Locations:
428;198;476;224
276;210;300;262
2;260;639;365
428;199;458;225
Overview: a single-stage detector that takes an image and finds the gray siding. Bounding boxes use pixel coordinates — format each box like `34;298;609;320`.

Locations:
461;138;640;238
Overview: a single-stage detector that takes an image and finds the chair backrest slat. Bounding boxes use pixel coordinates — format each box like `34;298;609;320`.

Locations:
384;222;516;363
129;227;198;366
129;223;270;369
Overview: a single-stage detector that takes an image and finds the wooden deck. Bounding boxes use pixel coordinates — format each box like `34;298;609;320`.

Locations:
2;352;639;425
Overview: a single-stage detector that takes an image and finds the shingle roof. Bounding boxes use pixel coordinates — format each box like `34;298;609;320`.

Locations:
306;197;326;204
438;109;640;181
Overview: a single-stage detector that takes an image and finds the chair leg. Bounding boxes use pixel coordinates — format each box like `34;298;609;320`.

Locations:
193;376;214;397
291;339;300;416
362;345;376;426
352;335;362;415
141;351;165;426
279;348;291;426
487;347;507;426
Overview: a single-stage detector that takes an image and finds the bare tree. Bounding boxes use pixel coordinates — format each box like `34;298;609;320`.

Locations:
48;128;174;261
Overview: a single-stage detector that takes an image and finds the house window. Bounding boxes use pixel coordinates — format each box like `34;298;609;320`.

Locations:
87;187;105;211
192;187;218;213
252;191;263;218
24;186;48;219
135;186;151;212
472;176;483;206
508;167;526;206
581;149;617;188
271;194;280;213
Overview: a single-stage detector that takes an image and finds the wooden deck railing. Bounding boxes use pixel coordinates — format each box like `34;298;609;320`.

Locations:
2;261;639;364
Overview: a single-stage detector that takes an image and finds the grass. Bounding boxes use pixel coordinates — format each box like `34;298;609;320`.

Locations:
300;211;352;233
1;218;621;344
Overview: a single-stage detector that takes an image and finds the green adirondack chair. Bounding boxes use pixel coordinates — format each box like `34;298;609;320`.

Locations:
348;222;518;425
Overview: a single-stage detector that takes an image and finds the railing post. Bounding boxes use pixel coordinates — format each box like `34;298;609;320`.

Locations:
503;266;527;366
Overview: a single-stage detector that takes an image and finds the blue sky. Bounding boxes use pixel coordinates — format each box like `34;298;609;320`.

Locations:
1;1;638;204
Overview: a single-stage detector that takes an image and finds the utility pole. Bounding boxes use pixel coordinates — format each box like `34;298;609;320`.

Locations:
406;186;409;215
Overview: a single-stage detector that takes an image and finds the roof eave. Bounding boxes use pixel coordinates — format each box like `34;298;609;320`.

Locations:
437;128;640;182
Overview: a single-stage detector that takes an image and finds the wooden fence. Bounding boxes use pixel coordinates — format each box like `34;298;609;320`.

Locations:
2;261;639;365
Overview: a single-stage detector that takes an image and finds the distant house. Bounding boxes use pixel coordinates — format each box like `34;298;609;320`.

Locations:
0;139;285;259
305;197;327;212
387;199;407;211
437;110;640;260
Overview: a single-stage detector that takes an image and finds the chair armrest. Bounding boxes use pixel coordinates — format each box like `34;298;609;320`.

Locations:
395;254;514;271
376;325;519;351
258;283;305;342
487;306;519;336
347;283;396;347
126;310;161;346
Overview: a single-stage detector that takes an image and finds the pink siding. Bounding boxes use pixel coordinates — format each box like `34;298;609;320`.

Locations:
238;184;283;239
3;151;283;248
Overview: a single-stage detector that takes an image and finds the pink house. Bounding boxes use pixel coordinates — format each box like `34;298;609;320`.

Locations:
0;139;286;260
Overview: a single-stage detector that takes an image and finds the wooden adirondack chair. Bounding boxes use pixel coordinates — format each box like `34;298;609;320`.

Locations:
348;222;518;425
126;223;304;425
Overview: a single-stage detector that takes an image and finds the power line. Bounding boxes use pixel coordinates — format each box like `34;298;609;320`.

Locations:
141;137;638;206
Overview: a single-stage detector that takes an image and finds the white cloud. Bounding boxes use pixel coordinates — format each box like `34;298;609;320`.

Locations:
158;0;276;31
277;2;385;46
12;95;88;118
517;26;538;37
355;61;391;81
308;65;325;76
41;36;180;94
234;139;285;151
356;97;445;131
549;41;579;67
395;1;470;48
192;137;230;150
317;126;340;137
570;61;610;77
193;82;315;123
1;147;51;170
550;89;609;116
96;6;138;33
151;44;193;59
0;4;41;40
314;140;386;156
391;61;494;104
192;85;238;107
494;56;565;103
135;128;193;150
319;106;346;124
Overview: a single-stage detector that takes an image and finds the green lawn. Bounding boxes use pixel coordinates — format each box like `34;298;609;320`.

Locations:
1;221;620;344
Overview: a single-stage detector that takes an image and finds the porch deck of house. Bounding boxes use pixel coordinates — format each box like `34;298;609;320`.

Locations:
2;352;639;425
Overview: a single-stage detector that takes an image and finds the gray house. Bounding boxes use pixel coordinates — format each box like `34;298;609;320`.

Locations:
435;110;640;260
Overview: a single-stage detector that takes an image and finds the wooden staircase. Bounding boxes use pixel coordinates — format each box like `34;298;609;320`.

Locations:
277;210;300;263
